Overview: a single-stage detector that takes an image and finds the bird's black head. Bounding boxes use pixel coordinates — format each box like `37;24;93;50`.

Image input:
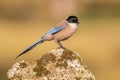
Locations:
66;15;79;24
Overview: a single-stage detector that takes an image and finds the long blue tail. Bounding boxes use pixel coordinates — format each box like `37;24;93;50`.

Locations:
15;38;45;60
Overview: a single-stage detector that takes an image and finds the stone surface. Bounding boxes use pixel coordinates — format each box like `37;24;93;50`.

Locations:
7;48;95;80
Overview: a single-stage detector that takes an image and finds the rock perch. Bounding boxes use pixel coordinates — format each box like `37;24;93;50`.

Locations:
7;48;95;80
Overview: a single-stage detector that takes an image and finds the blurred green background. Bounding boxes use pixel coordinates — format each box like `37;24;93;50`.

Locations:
0;0;120;80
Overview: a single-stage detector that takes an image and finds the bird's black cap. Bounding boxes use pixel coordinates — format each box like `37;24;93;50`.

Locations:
66;15;79;24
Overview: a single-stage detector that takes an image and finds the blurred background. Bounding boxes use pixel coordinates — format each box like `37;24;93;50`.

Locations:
0;0;120;80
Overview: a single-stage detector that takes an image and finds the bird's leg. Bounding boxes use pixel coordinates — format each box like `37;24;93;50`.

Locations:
55;40;66;49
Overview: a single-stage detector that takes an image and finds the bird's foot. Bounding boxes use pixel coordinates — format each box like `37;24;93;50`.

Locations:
58;46;66;50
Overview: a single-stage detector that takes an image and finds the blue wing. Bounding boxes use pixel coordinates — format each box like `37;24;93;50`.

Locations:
45;26;66;35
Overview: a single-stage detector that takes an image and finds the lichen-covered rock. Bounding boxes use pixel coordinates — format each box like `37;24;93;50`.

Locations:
7;48;95;80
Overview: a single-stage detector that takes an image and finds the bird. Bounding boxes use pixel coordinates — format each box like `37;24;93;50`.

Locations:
15;15;79;60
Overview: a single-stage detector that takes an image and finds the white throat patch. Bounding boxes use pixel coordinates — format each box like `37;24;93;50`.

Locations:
69;23;78;29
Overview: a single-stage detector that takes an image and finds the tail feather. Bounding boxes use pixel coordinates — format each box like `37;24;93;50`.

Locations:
15;39;44;60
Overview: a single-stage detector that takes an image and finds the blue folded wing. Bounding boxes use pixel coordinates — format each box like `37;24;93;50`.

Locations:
45;26;66;35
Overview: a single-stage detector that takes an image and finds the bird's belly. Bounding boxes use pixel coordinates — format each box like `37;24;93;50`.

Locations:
54;34;70;41
53;29;76;41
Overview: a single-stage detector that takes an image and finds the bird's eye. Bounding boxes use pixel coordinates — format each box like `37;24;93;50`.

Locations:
72;18;77;21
